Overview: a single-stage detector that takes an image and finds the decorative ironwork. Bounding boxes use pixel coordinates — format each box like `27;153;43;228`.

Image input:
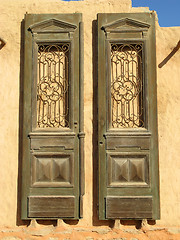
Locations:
37;44;70;128
111;43;144;128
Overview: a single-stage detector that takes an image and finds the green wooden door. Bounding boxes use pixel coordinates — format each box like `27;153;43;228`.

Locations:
98;13;160;220
21;13;84;219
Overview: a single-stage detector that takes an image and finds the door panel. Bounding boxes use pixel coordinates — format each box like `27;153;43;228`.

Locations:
98;13;160;220
21;13;84;219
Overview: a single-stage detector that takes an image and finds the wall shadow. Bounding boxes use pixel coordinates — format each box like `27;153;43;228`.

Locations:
0;38;6;50
158;40;180;68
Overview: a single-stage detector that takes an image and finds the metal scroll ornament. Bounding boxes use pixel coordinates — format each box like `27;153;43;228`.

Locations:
111;43;144;128
37;44;70;128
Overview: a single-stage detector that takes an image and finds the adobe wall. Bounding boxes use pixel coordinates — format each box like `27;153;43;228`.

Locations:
156;26;180;226
0;0;180;238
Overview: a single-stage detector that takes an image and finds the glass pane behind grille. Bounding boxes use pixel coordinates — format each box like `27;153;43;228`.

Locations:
37;44;69;128
111;43;144;128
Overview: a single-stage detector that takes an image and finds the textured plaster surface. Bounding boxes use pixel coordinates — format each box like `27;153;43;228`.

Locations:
156;26;180;226
0;224;180;240
0;0;131;227
0;0;179;233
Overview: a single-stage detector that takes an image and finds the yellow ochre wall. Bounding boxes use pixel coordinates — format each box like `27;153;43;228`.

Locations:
0;0;180;231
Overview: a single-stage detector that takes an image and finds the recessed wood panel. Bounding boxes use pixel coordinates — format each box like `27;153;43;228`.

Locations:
108;32;142;39
107;153;149;187
106;196;152;219
105;135;150;150
31;152;74;187
28;196;75;218
30;133;75;150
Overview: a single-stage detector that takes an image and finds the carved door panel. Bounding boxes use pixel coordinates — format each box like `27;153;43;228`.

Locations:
21;14;84;219
98;13;160;220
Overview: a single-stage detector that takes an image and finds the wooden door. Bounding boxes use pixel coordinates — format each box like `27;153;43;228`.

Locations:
21;13;84;219
98;13;160;220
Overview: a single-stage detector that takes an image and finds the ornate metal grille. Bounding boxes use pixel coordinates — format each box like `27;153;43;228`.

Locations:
111;43;144;128
37;44;69;128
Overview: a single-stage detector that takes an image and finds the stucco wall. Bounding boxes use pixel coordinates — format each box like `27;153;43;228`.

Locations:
156;26;180;226
0;0;180;232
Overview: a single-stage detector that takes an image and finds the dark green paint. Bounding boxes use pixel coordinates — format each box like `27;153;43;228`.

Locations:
98;13;160;220
21;13;84;219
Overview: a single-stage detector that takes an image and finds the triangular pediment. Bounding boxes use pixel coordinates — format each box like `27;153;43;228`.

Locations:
102;18;150;32
29;18;77;33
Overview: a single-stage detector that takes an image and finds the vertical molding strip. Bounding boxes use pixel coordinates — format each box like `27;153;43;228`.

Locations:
79;21;85;218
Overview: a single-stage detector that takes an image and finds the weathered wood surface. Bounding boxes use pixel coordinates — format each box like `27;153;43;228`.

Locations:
98;13;160;220
106;196;152;219
28;196;75;218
